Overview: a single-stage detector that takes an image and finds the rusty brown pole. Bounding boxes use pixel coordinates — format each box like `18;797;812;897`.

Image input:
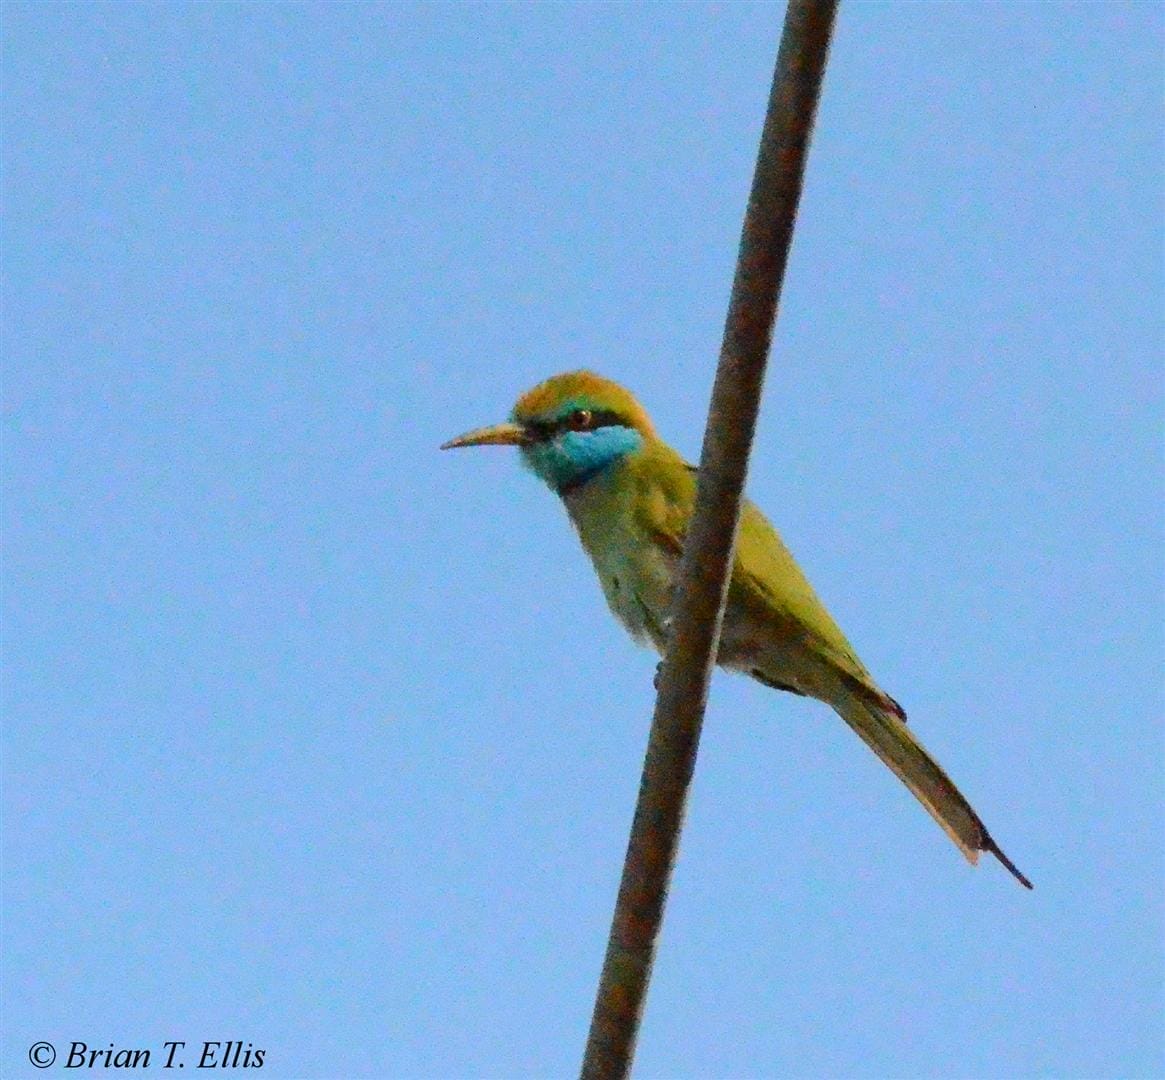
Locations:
579;3;840;1077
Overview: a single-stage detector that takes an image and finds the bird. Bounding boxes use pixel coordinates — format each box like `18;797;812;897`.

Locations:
441;370;1031;888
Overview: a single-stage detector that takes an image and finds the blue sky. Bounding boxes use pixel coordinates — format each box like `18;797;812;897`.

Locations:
3;3;1162;1078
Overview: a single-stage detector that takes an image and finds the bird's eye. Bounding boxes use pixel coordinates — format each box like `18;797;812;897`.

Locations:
566;409;593;431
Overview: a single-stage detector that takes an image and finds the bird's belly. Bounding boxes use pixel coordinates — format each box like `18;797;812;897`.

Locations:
588;541;674;652
585;543;823;699
716;606;836;701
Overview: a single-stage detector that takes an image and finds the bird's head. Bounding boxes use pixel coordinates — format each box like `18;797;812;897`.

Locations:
441;371;656;495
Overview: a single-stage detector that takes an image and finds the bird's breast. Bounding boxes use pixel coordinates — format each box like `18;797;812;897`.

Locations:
563;476;675;652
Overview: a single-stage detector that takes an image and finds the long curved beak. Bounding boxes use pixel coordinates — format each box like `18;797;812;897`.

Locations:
440;421;530;450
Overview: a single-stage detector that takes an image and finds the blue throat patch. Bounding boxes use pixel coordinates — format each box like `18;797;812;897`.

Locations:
521;425;643;495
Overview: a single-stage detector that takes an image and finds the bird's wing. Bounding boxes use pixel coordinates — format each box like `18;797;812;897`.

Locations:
629;449;884;703
732;497;882;695
627;449;1032;887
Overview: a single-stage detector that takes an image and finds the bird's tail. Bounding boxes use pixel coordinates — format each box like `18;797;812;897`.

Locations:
836;689;1032;889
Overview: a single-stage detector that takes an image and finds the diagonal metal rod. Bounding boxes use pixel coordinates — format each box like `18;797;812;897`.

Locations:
579;3;840;1077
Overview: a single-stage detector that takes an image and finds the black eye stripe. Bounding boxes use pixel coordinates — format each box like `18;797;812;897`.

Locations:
584;409;624;430
527;409;626;441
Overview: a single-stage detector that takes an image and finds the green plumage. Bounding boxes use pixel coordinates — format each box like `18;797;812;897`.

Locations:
442;370;1030;888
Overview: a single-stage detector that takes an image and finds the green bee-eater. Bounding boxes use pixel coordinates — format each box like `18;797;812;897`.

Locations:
442;370;1030;888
